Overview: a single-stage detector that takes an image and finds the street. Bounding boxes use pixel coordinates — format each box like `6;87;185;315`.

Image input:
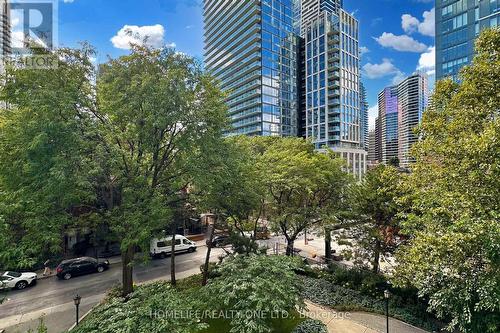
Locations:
0;246;226;333
0;235;358;333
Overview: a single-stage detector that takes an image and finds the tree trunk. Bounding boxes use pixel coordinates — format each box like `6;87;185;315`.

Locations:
202;223;216;286
170;222;177;286
373;239;381;273
324;227;332;261
122;244;135;297
285;237;295;256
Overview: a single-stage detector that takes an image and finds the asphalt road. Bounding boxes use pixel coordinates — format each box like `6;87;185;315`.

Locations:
0;246;226;332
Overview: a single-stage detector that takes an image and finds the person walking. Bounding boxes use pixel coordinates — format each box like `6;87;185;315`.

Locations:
43;259;51;276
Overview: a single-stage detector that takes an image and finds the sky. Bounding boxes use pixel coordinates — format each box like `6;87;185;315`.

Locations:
13;0;436;129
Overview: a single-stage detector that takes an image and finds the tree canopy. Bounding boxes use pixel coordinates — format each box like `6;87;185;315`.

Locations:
395;28;500;333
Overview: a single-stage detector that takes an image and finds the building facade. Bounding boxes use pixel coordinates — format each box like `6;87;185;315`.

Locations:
298;0;343;34
299;2;366;180
0;0;10;57
360;81;368;150
374;116;382;163
375;73;428;168
204;0;366;179
436;0;500;80
397;74;428;168
367;129;377;167
203;0;298;136
378;86;399;165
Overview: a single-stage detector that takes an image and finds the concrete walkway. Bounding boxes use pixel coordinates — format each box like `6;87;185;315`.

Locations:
303;301;430;333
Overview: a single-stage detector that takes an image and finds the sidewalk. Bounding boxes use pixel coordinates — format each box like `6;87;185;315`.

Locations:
303;301;429;333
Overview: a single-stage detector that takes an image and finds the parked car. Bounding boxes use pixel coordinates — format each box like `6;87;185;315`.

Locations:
210;234;230;248
0;271;37;290
98;243;121;258
150;235;197;258
56;257;109;280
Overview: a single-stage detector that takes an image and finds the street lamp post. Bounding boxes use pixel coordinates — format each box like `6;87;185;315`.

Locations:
73;294;82;326
384;289;390;333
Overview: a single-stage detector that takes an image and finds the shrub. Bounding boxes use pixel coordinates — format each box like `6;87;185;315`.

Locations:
72;282;207;333
292;319;327;333
301;276;439;331
203;255;305;333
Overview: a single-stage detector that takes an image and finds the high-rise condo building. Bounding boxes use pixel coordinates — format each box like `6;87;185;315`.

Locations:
204;0;367;179
360;81;368;150
203;0;298;136
436;0;499;80
378;86;399;165
300;2;366;180
1;0;11;57
298;0;343;34
374;116;382;163
397;73;428;168
367;129;377;167
375;73;428;168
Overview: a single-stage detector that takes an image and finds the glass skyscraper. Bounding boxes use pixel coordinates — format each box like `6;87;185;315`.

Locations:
436;0;499;80
378;86;399;165
397;74;428;168
360;82;368;151
299;0;367;180
204;0;367;178
375;73;428;168
204;0;298;136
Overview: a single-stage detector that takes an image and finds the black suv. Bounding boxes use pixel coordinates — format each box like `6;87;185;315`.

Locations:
56;257;109;280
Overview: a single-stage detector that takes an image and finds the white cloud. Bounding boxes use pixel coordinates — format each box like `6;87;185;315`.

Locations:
363;58;407;86
375;32;428;52
363;58;399;79
402;14;420;34
111;24;165;50
360;46;370;56
417;46;435;76
392;71;407;85
419;8;435;37
401;8;435;37
63;0;75;3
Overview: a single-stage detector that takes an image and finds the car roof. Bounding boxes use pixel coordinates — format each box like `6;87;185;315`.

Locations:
61;257;95;264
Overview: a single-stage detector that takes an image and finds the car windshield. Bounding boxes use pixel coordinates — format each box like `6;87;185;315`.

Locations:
5;271;22;278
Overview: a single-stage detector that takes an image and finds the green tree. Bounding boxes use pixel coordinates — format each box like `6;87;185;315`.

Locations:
395;29;500;333
194;138;262;285
0;46;99;269
96;46;227;295
341;165;403;273
255;137;350;256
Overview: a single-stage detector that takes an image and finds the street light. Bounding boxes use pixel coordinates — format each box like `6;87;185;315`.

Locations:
73;294;82;326
384;289;390;333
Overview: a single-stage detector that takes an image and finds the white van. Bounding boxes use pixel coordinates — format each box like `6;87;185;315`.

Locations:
150;235;197;258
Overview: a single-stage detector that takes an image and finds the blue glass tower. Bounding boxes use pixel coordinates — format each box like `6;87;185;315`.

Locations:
204;0;298;136
436;0;499;80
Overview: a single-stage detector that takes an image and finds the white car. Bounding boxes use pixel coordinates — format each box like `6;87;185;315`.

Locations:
0;271;37;290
